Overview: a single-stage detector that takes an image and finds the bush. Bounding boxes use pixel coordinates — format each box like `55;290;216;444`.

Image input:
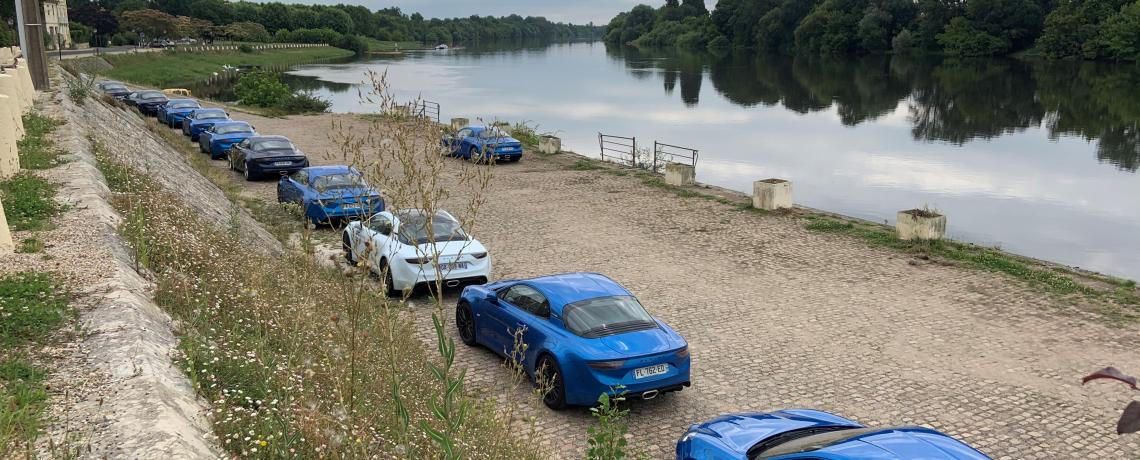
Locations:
233;71;290;107
238;44;254;53
277;91;331;113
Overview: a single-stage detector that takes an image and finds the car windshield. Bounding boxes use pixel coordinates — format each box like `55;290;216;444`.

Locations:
312;172;365;192
253;140;294;151
478;128;509;139
196;111;227;120
751;426;872;459
394;210;468;245
562;296;656;338
169;101;198;109
214;124;252;134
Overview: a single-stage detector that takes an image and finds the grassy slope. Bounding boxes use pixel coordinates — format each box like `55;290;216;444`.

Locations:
93;47;354;87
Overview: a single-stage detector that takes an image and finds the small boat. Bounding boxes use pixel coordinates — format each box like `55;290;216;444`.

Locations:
434;44;449;50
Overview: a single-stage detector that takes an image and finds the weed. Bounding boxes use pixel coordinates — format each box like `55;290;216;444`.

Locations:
0;172;64;231
17;113;65;170
66;73;96;106
569;159;603;171
0;357;49;455
16;237;43;253
586;390;644;460
0;272;71;348
510;122;541;148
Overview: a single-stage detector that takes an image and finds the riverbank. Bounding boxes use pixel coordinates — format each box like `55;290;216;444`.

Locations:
141;103;1140;457
63;46;353;88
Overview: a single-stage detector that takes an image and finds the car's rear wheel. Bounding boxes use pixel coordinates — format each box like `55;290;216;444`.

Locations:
468;146;481;164
456;301;476;346
243;165;255;181
539;355;567;410
342;232;355;264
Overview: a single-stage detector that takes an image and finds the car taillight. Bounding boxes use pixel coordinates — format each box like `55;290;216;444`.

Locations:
405;257;433;265
471;252;488;259
587;360;625;370
675;347;690;358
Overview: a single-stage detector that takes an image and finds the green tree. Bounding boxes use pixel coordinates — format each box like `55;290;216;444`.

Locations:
1097;1;1140;60
937;16;1010;56
119;9;180;38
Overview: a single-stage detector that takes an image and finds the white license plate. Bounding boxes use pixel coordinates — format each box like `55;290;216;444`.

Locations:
273;161;291;166
439;262;469;271
634;364;668;379
341;204;362;210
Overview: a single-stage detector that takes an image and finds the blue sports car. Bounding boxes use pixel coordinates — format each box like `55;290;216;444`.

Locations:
198;121;257;160
158;99;202;127
181;108;231;141
676;410;991;460
442;125;524;162
277;166;385;226
456;273;690;410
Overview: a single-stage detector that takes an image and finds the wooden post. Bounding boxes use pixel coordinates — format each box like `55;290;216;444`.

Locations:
16;0;50;90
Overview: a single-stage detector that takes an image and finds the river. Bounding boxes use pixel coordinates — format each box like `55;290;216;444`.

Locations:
206;41;1140;281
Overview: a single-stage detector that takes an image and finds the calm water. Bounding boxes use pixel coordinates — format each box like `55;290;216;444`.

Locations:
238;42;1140;280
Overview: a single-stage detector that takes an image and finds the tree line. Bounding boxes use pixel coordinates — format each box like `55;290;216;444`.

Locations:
0;0;602;53
604;0;1140;60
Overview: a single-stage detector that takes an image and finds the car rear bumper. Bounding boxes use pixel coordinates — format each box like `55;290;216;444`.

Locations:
561;353;692;406
390;257;491;291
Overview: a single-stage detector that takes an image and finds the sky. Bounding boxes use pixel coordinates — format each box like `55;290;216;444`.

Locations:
302;0;668;25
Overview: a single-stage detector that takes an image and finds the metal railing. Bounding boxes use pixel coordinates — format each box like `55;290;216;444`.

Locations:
414;100;441;123
652;141;698;172
599;133;637;168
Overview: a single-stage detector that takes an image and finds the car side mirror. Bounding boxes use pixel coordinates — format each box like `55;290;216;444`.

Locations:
484;291;498;303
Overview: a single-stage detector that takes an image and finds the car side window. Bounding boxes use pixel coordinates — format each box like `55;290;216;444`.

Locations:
499;285;549;317
294;170;308;186
457;128;472;139
368;215;393;235
239;140;250;149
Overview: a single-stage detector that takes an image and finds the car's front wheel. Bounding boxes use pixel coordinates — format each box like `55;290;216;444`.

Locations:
243;165;256;181
538;355;567;410
456;301;476;346
468;146;481;164
342;232;355;264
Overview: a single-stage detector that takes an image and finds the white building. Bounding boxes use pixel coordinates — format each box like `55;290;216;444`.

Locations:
42;0;72;49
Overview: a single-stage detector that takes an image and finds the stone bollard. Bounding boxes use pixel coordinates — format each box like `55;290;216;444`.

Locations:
0;94;18;179
538;135;561;154
753;178;793;211
896;209;946;241
450;117;469;130
0;197;12;254
0;73;25;139
665;163;695;186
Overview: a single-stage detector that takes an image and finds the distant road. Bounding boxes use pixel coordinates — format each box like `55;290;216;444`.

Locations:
51;46;161;60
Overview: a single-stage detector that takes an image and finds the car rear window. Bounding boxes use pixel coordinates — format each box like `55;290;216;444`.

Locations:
254;140;294;151
139;92;166;100
562;296;656;338
312;172;366;192
214;124;252;134
104;84;126;91
197;111;227;119
394;210;468;245
169;101;198;109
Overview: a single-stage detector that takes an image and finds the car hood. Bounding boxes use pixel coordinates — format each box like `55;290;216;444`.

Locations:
687;410;863;455
594;323;683;355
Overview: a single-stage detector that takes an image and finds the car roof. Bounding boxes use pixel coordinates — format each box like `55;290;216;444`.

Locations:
167;99;198;104
520;273;631;313
797;427;990;459
193;107;226;113
693;410;863;455
249;135;291;143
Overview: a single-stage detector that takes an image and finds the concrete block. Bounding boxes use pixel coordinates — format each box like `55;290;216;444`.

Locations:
753;179;793;211
0;197;11;254
665;163;695;186
0;48;12;64
538;135;561;154
896;209;947;241
450;117;469;130
0;94;18;179
15;64;34;111
0;74;25;139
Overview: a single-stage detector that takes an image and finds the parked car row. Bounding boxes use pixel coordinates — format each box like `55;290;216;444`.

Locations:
103;80;992;459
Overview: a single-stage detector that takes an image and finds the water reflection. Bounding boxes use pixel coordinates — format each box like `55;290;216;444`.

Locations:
608;47;1140;172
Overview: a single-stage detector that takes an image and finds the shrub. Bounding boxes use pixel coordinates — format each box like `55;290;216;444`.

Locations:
277;91;332;113
238;43;254;53
233;70;290;107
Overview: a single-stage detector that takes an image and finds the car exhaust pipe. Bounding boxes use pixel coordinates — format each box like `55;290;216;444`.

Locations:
641;390;659;400
445;280;461;288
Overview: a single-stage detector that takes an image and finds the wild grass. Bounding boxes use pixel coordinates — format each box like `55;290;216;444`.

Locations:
568;158;603;171
72;47;354;88
0;173;64;232
93;139;543;459
17;113;65;170
0;271;72;456
803;216;1139;314
16;237;43;254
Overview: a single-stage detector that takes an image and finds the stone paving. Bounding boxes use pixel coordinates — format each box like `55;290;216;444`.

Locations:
207;112;1140;459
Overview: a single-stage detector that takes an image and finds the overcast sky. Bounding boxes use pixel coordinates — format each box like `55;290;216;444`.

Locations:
301;0;671;25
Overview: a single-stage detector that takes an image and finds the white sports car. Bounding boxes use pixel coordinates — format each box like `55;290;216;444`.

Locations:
342;209;491;296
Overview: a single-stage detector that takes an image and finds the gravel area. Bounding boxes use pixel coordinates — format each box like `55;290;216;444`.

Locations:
134;105;1140;459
